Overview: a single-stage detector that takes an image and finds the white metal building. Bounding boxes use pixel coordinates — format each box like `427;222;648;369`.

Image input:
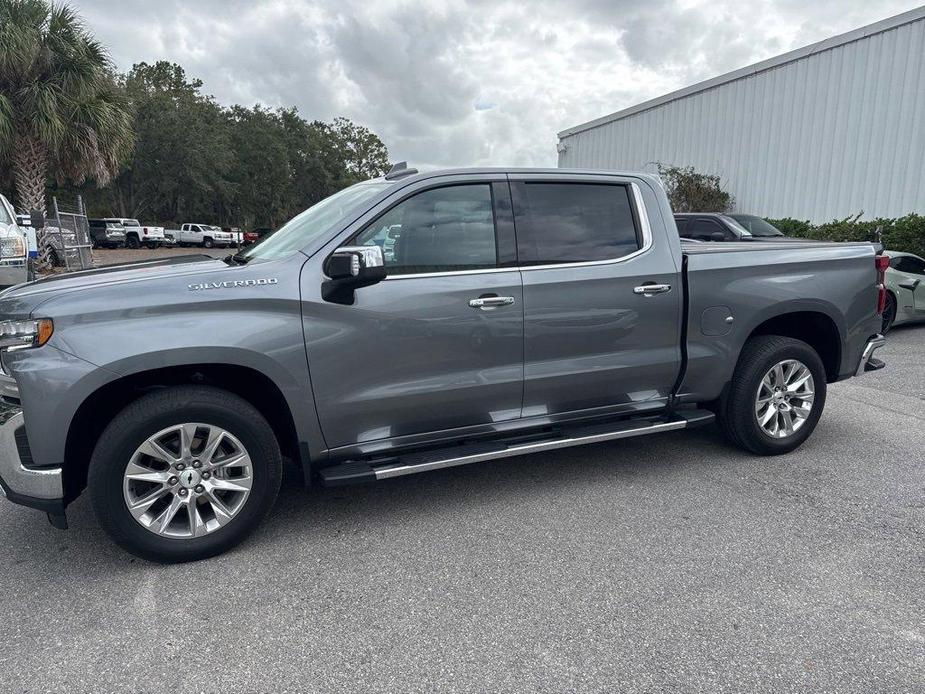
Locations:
557;7;925;222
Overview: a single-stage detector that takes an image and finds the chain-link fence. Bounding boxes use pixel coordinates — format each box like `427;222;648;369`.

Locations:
47;196;93;270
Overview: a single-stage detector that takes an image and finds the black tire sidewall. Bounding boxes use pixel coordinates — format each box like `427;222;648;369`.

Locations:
882;293;896;334
90;387;282;563
725;337;828;455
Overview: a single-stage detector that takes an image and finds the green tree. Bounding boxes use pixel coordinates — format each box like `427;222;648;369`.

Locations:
327;116;390;180
657;164;734;213
222;105;291;228
0;0;132;218
106;61;230;223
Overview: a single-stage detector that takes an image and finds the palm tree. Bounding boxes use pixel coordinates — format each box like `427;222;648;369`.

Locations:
0;0;132;225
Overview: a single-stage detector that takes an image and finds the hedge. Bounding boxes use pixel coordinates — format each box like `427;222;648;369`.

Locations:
765;213;925;257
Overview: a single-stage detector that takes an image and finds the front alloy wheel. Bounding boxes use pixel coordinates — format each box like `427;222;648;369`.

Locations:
90;385;282;563
123;423;253;538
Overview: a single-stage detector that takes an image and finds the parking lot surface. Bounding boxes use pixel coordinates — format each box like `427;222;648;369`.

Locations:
0;326;922;693
92;245;233;265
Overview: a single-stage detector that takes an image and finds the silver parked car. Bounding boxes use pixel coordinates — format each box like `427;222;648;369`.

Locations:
882;251;925;333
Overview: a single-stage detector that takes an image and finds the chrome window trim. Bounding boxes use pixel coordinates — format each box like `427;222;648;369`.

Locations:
383;181;654;281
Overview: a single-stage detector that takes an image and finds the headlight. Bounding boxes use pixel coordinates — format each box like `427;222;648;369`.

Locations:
0;237;25;258
0;319;53;351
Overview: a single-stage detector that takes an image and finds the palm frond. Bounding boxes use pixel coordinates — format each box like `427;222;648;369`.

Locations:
0;92;13;153
2;0;134;188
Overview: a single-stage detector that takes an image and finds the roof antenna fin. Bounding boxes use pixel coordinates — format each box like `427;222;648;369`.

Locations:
385;161;418;180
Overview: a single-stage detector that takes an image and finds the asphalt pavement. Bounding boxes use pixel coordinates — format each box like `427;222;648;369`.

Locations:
0;325;922;693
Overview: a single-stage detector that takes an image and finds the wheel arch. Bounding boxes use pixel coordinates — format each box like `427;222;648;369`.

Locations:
745;309;842;383
64;362;305;501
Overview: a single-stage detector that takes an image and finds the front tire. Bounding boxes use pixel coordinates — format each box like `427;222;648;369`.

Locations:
89;386;282;563
720;335;827;455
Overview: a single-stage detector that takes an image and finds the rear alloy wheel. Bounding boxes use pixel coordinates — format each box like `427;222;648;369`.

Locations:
754;359;815;439
203;237;214;248
720;335;827;455
90;386;282;562
881;292;896;334
126;235;140;249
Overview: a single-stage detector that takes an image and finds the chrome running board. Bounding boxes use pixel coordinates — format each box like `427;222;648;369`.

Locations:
318;409;715;486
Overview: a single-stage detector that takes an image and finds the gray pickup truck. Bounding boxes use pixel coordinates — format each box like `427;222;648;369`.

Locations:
0;167;887;562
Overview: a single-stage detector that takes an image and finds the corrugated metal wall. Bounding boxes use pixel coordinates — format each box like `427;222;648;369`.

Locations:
558;16;925;222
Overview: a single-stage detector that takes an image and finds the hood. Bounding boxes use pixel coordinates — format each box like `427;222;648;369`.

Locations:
0;254;223;314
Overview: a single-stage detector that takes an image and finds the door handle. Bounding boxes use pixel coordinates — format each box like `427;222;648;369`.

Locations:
469;296;516;310
633;283;672;296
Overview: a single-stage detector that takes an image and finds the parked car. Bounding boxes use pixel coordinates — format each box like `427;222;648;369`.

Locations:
674;213;814;242
88;219;126;248
243;227;275;245
168;223;235;248
222;227;244;246
0;167;887;562
102;218;165;249
161;231;178;247
882;251;925;333
0;194;30;287
14;213;39;263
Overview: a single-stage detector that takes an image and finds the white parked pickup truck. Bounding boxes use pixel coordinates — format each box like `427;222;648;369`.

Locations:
0;194;30;287
104;218;165;249
170;223;235;248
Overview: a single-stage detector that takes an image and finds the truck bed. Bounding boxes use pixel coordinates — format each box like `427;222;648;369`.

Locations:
678;239;881;404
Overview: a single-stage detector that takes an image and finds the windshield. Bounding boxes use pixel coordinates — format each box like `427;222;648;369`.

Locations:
730;214;784;237
240;181;393;261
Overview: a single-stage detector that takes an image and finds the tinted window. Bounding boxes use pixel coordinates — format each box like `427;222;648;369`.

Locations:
354;184;497;274
515;183;639;265
687;218;729;241
895;256;925;275
674;216;689;234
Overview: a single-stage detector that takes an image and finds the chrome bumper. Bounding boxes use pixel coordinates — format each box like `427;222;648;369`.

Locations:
0;404;63;501
0;260;28;286
855;334;886;377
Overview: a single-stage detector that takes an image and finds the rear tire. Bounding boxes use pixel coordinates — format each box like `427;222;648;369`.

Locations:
719;335;827;455
89;386;282;563
126;235;140;249
881;292;897;334
203;237;214;248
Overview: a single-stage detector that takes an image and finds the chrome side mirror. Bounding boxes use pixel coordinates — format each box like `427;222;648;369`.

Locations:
322;245;387;304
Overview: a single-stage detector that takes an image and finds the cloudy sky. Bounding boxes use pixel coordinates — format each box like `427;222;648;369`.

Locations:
72;0;922;169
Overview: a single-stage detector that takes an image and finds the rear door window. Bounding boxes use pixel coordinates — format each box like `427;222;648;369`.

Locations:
513;182;640;265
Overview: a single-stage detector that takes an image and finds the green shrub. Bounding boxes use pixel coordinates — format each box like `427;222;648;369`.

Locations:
765;213;925;256
657;164;734;213
766;217;813;238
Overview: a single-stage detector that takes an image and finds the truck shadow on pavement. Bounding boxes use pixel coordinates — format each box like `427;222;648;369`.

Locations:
2;424;740;568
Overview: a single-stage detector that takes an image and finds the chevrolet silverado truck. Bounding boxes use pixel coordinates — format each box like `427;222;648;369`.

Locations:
0;166;887;563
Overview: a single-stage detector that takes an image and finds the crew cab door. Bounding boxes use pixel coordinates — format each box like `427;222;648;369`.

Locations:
302;176;524;451
510;174;682;417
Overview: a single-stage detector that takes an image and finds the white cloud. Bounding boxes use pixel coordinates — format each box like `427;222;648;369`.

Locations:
71;0;924;168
